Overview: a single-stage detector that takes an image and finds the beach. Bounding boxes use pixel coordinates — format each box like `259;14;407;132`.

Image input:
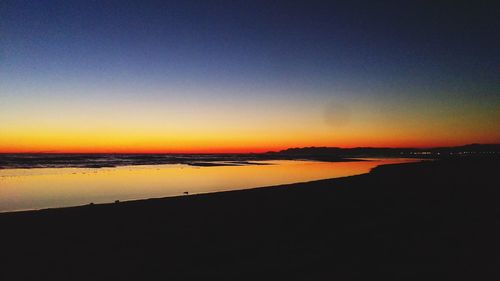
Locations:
0;157;498;280
0;157;417;212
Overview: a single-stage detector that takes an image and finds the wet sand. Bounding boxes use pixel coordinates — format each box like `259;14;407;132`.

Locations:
0;157;498;280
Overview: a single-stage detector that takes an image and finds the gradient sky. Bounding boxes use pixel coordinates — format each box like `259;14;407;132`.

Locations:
1;0;499;153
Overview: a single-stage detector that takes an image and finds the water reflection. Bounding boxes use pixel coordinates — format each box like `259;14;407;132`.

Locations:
0;159;418;212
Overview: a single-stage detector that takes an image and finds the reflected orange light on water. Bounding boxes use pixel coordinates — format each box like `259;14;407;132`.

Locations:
0;159;419;212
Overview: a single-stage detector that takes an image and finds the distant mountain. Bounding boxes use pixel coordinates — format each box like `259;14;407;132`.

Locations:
266;144;500;159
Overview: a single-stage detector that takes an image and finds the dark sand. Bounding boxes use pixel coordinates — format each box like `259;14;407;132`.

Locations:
0;157;499;280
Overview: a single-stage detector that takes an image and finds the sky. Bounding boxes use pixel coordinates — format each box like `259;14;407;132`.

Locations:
1;0;499;153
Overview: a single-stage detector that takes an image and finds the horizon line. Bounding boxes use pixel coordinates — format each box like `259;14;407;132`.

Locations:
0;143;498;154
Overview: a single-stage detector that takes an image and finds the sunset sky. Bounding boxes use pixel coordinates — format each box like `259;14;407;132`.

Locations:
1;1;499;153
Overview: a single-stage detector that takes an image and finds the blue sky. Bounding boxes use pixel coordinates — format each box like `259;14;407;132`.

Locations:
1;0;499;152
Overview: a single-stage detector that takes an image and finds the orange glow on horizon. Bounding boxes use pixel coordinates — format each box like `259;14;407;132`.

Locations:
1;93;498;154
1;138;497;154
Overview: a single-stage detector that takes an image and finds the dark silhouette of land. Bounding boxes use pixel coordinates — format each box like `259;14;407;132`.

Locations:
0;156;498;280
267;143;500;159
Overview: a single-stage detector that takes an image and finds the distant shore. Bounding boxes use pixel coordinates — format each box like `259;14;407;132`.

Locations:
0;156;498;280
1;144;498;169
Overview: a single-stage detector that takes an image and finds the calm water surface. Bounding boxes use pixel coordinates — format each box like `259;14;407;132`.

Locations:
0;158;418;212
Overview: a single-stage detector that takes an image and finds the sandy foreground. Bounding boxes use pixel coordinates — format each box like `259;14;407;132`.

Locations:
0;157;498;280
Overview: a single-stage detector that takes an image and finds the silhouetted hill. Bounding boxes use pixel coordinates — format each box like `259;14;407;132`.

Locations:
267;144;500;159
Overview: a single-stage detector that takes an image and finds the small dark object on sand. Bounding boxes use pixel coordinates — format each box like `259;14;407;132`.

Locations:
183;191;189;195
115;200;120;203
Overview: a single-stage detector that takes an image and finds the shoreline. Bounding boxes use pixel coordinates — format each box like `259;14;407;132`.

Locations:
1;157;498;280
0;158;418;215
0;169;367;215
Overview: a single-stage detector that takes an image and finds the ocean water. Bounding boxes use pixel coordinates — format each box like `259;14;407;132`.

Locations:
0;158;418;212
